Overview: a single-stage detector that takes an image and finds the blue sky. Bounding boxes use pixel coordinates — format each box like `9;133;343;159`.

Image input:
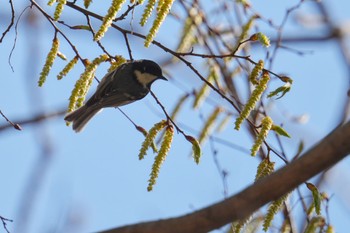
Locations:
0;0;350;232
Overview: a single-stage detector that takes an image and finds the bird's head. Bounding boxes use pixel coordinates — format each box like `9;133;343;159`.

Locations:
133;60;167;88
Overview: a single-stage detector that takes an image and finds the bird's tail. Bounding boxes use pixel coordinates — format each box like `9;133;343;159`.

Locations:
64;105;101;132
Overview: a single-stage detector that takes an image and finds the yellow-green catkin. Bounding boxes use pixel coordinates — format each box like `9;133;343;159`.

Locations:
67;59;91;112
147;124;174;191
236;0;249;5
136;125;148;137
176;18;195;53
198;107;222;144
255;157;275;181
304;217;325;233
185;135;201;164
251;116;273;156
326;225;335;233
306;182;322;215
67;55;109;113
84;0;92;8
53;0;66;21
233;15;257;51
234;71;270;130
107;56;127;72
249;60;264;86
230;66;242;80
176;7;202;53
136;125;158;153
47;0;56;6
306;202;315;217
94;0;126;41
57;56;78;80
215;114;231;132
257;32;270;47
263;194;289;232
138;120;167;160
232;216;264;233
78;55;109;106
193;65;219;109
156;0;165;12
140;0;157;26
170;93;189;120
144;0;175;47
280;220;292;233
231;221;244;233
240;16;256;40
231;217;251;233
38;37;60;87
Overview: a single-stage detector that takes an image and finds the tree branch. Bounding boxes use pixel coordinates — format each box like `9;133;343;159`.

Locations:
0;108;66;133
0;215;12;233
0;109;22;131
0;0;15;43
100;121;350;233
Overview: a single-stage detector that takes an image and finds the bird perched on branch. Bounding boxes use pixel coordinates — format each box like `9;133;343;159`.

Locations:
64;59;167;132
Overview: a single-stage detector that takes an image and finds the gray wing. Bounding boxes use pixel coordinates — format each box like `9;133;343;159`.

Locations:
85;62;146;108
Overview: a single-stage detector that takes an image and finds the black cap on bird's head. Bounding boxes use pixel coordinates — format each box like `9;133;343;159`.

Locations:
133;60;167;87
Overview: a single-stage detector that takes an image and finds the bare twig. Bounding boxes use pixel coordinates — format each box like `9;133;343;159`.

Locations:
0;0;15;43
0;215;13;233
114;3;139;22
123;33;133;61
30;0;84;61
208;135;229;198
9;6;31;72
149;90;187;137
85;15;113;58
314;1;350;124
0;108;66;132
0;109;22;131
268;0;305;69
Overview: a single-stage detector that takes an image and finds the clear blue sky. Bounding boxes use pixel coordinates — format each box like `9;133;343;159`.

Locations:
0;0;349;232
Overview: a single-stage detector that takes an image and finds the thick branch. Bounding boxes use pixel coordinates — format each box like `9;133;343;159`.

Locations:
101;121;350;233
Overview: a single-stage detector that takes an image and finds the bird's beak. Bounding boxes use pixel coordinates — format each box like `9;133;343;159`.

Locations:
159;75;168;81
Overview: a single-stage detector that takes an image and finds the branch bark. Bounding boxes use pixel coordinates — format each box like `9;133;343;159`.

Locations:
100;121;350;233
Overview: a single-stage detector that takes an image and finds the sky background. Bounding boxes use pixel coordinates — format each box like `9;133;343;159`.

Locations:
0;0;350;232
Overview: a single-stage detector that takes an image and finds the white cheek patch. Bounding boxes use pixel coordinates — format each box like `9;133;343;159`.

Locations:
134;70;157;87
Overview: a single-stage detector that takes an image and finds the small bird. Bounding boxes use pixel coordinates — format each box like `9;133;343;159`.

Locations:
64;59;167;132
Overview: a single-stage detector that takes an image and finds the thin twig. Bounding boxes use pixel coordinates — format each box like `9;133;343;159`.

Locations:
116;107;138;128
0;215;13;233
268;0;305;69
208;134;229;198
0;110;22;131
9;6;31;72
123;33;133;60
30;0;83;61
0;108;66;132
0;0;15;43
114;3;139;21
149;90;187;137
